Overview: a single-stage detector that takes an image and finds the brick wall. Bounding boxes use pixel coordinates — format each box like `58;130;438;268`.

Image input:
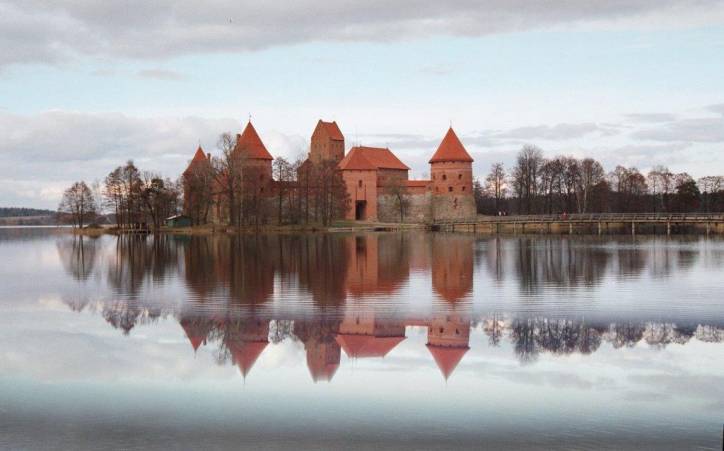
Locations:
342;169;378;220
430;161;476;221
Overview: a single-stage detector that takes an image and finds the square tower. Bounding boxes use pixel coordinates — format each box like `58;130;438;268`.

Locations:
310;120;345;163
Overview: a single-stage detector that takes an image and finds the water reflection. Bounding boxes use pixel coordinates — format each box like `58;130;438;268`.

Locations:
53;232;721;304
56;235;100;281
46;231;724;382
2;228;724;449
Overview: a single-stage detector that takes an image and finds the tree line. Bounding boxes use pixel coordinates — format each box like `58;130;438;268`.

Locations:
58;140;723;228
474;145;724;215
58;160;180;229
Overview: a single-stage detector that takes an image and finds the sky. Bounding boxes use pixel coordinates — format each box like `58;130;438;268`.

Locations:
1;1;724;209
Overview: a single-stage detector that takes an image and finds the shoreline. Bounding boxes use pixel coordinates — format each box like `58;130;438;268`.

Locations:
70;222;428;236
63;223;724;237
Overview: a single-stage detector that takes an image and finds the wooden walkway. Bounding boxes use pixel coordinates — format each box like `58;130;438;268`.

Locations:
435;213;724;235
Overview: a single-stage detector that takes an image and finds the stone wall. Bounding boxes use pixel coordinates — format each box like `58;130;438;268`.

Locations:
377;192;431;223
431;194;476;222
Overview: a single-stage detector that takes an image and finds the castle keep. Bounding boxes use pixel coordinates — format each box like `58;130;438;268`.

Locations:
183;119;476;223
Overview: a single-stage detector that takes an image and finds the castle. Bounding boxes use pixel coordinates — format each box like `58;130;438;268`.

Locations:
183;119;476;223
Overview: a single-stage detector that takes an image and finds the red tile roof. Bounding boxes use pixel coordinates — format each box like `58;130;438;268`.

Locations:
336;334;406;358
426;344;469;380
307;354;339;382
228;340;269;378
183;146;210;176
179;318;209;351
429;128;474;163
319;120;344;141
234;121;274;160
405;180;430;188
338;146;410;171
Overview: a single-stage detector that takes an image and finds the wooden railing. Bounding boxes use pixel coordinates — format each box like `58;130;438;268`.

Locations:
437;213;724;225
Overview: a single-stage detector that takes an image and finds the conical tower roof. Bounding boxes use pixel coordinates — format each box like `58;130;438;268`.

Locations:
429;127;473;163
426;344;469;380
234;121;274;160
228;340;269;378
183;146;210;175
179;318;210;351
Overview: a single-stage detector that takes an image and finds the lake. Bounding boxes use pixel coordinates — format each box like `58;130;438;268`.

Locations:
1;228;723;450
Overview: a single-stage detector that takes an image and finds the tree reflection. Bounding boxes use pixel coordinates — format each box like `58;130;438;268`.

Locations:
56;235;100;281
50;232;724;381
107;235;179;298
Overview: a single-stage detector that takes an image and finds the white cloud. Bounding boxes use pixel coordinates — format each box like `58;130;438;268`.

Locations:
495;123;619;140
2;0;724;68
0;111;303;207
632;117;724;143
2;106;723;209
136;69;187;81
707;103;724;116
624;113;677;123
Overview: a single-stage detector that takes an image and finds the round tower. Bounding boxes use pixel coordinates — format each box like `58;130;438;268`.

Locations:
429;127;476;220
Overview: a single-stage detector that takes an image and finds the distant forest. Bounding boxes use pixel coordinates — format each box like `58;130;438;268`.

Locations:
0;207;55;218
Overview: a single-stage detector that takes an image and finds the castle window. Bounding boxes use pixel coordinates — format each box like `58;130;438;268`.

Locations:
462;186;466;191
442;174;447;181
448;186;453;192
358;180;363;188
458;173;462;180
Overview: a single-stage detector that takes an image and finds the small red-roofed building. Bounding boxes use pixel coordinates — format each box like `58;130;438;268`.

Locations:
338;145;411;221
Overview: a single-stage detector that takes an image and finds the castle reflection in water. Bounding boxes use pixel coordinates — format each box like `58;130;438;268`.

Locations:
56;232;724;382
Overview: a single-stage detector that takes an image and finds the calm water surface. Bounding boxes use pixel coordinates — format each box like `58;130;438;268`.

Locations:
1;228;723;450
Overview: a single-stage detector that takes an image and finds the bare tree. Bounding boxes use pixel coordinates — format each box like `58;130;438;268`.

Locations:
103;161;142;228
140;173;180;230
609;166;647;212
485;162;506;213
540;158;565;214
383;174;410;222
212;133;245;227
59;181;97;228
273;157;295;225
698;175;724;212
576;158;604;213
312;160;349;226
512;145;543;214
183;154;215;225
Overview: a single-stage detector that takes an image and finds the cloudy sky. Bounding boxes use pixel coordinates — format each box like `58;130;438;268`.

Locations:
2;0;724;208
